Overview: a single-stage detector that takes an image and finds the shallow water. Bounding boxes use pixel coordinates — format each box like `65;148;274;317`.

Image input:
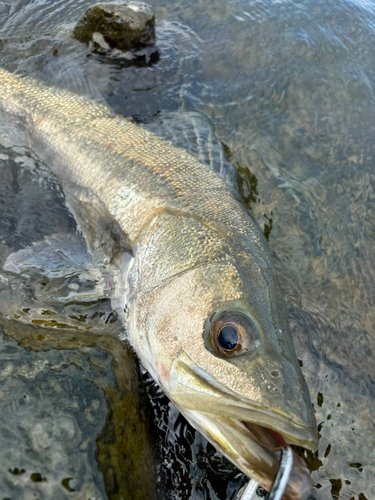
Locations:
0;0;374;499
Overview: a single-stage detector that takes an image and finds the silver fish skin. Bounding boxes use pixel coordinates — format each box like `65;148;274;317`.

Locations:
0;68;317;498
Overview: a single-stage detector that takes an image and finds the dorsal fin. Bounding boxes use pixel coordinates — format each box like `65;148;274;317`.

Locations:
139;111;236;186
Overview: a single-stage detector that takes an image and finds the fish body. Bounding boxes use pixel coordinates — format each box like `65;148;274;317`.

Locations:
0;68;317;498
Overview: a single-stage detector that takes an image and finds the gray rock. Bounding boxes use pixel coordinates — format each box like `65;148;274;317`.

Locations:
0;2;10;16
73;2;155;52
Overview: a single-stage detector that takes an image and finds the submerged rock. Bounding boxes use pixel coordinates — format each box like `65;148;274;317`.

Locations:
73;2;156;53
0;319;159;500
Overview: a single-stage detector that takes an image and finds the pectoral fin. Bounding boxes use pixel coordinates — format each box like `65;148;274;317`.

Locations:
64;185;133;264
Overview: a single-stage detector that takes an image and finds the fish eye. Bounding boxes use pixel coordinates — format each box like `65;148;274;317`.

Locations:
210;312;257;357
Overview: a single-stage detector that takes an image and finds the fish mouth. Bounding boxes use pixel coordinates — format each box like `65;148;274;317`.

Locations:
240;420;312;499
168;354;317;498
180;408;314;500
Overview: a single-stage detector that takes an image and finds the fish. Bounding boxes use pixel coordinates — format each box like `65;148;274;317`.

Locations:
0;67;318;499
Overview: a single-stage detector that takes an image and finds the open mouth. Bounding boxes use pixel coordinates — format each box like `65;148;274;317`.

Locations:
240;421;312;500
180;409;314;500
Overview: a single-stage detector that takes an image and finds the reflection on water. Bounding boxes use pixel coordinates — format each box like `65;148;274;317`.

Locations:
0;0;374;498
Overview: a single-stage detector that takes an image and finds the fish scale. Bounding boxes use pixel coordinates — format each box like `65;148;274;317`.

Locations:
0;68;266;263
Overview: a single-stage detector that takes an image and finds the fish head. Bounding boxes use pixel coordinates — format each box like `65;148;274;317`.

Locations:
131;244;317;499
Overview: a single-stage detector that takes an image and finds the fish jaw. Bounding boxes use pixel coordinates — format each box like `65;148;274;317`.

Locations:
179;408;312;500
167;356;316;499
167;352;318;451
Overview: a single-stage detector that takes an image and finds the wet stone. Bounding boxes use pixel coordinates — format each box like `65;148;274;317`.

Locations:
0;2;10;16
73;2;156;53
